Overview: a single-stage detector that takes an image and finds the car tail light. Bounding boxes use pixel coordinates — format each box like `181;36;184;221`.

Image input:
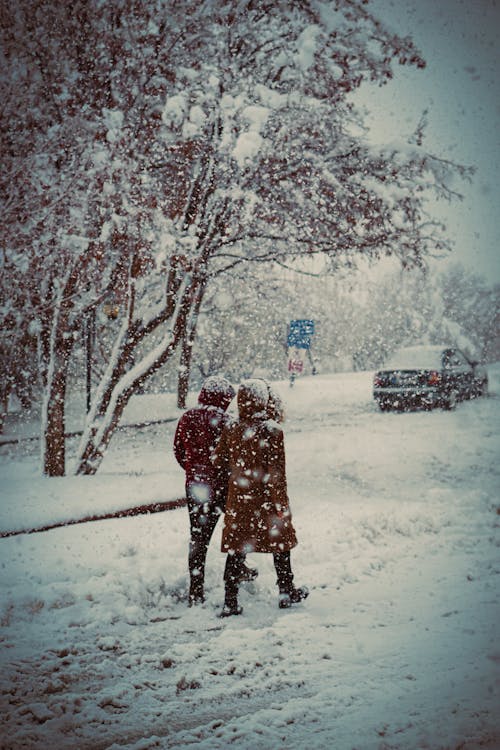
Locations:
428;371;441;385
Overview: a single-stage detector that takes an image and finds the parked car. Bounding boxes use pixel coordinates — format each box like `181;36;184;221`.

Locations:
373;345;488;411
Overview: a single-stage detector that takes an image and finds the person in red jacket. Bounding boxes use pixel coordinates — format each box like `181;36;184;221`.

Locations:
174;376;257;605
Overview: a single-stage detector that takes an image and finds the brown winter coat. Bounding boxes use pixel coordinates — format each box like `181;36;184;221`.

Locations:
213;382;297;555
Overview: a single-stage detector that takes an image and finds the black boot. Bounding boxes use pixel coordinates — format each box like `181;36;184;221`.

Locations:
274;551;309;609
278;586;309;609
219;586;242;617
220;553;245;617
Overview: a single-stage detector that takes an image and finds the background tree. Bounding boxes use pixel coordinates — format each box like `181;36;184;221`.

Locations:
438;265;500;362
191;266;293;384
189;261;499;381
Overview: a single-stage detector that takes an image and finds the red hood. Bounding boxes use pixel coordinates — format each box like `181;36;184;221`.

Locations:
198;376;235;411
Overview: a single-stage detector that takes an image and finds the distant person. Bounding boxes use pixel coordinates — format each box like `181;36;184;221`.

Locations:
174;376;257;606
213;379;308;617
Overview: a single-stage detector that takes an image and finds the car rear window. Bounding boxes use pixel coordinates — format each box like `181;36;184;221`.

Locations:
383;347;443;370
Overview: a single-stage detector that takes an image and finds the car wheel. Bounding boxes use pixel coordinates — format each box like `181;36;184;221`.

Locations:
442;390;457;410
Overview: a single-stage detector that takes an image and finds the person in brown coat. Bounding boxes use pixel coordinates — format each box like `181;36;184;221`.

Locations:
213;379;308;617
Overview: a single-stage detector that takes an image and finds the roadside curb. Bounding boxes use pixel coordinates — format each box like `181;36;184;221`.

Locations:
0;417;178;447
0;497;187;539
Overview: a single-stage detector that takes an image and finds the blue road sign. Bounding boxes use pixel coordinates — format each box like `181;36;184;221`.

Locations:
287;319;315;349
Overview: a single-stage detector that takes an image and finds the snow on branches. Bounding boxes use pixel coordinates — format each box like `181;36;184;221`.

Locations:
0;0;467;474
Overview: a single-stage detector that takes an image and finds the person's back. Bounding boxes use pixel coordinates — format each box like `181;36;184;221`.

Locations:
174;393;231;506
174;376;235;605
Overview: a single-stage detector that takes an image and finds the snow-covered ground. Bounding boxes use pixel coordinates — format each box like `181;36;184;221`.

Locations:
1;367;499;750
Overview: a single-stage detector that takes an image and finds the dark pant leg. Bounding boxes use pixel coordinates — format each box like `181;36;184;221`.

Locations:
223;551;247;587
273;550;294;593
223;551;246;607
188;496;221;596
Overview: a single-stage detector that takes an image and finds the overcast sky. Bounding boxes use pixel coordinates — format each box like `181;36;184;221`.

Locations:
355;0;500;282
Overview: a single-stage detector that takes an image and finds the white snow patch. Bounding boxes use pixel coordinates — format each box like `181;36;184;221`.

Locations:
1;366;499;748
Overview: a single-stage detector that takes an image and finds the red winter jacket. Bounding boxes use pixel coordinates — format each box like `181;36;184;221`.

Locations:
173;379;235;507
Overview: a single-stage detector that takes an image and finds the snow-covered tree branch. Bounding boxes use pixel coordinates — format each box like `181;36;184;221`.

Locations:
1;0;470;474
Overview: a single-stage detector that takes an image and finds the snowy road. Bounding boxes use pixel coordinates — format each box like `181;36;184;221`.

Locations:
0;369;499;749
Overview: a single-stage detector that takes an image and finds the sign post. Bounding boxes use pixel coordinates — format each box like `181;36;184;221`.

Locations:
287;319;316;386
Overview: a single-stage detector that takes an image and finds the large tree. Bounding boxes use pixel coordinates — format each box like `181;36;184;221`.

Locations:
1;0;470;475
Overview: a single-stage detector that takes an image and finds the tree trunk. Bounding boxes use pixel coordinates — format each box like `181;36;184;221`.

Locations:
42;360;68;476
76;347;172;475
177;282;205;409
41;325;73;476
76;394;125;475
177;336;192;410
40;277;76;477
75;276;197;475
0;386;10;435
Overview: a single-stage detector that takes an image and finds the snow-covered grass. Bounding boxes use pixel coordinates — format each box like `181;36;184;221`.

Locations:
1;367;499;749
